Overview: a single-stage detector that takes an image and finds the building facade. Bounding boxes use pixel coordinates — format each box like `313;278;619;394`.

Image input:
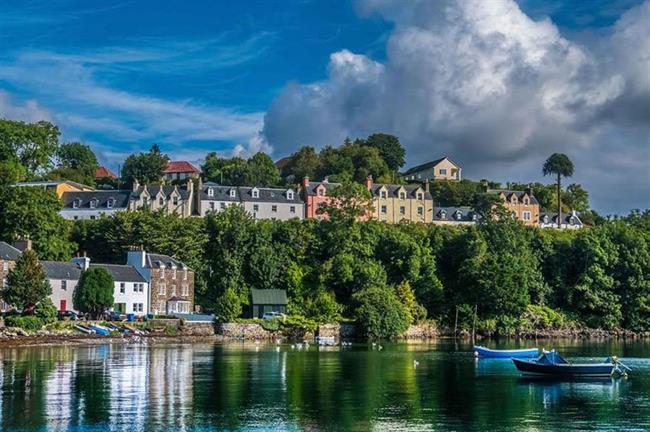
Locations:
366;177;433;223
42;261;81;313
164;161;201;181
0;242;21;312
240;186;304;220
301;177;340;220
60;190;131;220
15;180;93;198
489;189;540;227
85;261;149;316
540;211;584;229
197;182;241;216
403;157;462;182
130;180;194;217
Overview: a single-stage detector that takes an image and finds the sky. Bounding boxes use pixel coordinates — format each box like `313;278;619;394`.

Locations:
0;0;648;214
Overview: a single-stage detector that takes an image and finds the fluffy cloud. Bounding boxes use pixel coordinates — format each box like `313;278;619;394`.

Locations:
0;90;52;123
263;0;649;213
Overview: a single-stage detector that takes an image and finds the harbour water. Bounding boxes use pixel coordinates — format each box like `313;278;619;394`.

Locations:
0;339;648;431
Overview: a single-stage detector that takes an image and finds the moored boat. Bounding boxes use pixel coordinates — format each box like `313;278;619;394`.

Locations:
512;350;630;377
90;325;110;336
473;345;539;358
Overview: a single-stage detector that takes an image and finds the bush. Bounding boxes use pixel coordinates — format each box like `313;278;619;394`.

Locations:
260;319;280;331
521;305;581;331
353;286;409;339
5;316;44;331
303;290;342;323
281;315;317;333
34;299;58;324
215;288;242;322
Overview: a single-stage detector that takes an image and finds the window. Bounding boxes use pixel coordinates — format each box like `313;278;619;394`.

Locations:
2;262;8;272
252;189;259;198
89;199;97;209
120;282;125;294
73;199;81;209
317;188;325;196
173;196;179;206
439;168;447;175
183;269;187;280
399;192;406;200
207;188;214;197
134;283;144;293
290;206;296;213
512;196;518;204
210;202;215;210
220;202;226;209
158;301;165;313
381;205;387;214
73;216;79;220
133;303;143;313
229;189;236;198
171;284;177;296
380;191;387;198
271;205;278;212
61;280;67;291
399;206;405;215
417;193;423;200
523;211;531;221
417;207;423;216
455;212;462;220
439;211;447;219
107;198;114;209
253;204;259;212
181;283;189;296
90;216;96;220
2;278;7;288
159;269;164;279
287;191;294;200
159;197;164;206
523;198;529;205
158;283;166;295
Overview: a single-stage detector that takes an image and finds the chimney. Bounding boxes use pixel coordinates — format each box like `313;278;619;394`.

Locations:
302;176;310;188
186;178;193;193
480;179;489;192
524;184;534;197
127;247;146;269
424;179;430;193
133;178;140;191
365;175;373;191
71;253;90;271
12;238;32;252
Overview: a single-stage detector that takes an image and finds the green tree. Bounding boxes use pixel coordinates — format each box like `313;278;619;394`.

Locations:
34;298;58;324
245;152;281;186
121;144;169;187
48;142;98;186
0;119;60;174
353;286;410;339
317;181;374;223
281;146;321;181
364;133;405;172
4;249;51;310
215;287;242;322
73;268;114;319
542;153;574;228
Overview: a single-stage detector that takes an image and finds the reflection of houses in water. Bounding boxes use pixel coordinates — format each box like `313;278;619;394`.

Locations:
147;345;193;429
45;353;76;430
109;344;149;429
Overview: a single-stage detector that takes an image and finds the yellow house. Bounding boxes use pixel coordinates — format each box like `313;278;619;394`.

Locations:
365;177;433;223
488;188;540;227
403;156;462;182
14;180;93;198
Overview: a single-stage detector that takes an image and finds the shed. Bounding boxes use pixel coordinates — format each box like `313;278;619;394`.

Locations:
250;289;287;318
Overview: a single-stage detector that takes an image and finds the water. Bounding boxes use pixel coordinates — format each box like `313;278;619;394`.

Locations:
0;339;648;431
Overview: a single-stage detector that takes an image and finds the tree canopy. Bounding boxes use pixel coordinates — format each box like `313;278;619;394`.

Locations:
121;144;169;187
73;268;114;319
47;142;99;186
0;119;60;175
4;249;51;310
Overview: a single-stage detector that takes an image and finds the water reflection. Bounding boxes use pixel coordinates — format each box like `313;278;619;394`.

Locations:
0;341;646;431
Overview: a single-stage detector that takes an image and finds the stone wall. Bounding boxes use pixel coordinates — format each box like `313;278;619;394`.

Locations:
400;323;439;340
218;323;279;340
181;321;215;336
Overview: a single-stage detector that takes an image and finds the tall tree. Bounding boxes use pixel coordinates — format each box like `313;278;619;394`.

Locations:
73;268;114;319
281;146;321;181
0;119;60;175
245;152;281;186
121;144;169;187
543;153;574;228
4;249;51;310
48;142;98;186
364;133;405;172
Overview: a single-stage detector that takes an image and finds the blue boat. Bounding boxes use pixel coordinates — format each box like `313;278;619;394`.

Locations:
512;350;630;377
90;325;110;336
473;345;539;358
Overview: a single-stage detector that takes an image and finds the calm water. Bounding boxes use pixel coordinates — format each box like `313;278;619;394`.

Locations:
0;339;648;431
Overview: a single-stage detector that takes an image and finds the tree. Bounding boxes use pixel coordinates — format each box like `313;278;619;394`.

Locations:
4;250;51;310
73;268;114;319
281;146;321;181
543;153;574;228
0;119;60;174
215;287;242;322
317;181;374;223
121;144;169;187
48;142;98;186
352;286;410;339
364;133;405;172
245;152;281;186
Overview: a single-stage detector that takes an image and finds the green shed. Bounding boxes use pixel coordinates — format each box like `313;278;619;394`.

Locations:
250;289;288;318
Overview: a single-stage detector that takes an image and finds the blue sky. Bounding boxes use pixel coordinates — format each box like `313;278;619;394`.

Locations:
0;0;648;213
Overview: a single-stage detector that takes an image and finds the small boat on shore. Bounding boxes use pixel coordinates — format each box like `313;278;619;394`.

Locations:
473;346;539;358
90;325;110;336
74;324;94;334
512;350;630;377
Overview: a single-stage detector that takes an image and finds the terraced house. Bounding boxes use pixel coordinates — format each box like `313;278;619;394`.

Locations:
130;179;194;217
301;177;341;220
489;188;540;227
365;176;434;223
239;186;303;220
60;190;131;220
197;181;241;216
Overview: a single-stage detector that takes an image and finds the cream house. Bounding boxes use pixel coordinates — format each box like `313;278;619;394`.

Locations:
403;156;462;182
365;176;434;223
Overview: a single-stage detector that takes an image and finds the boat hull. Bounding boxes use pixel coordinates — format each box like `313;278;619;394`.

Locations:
473;346;539;358
512;358;614;377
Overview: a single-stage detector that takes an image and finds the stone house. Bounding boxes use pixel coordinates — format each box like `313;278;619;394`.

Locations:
127;249;194;315
365;176;433;223
239;186;304;220
130;180;194;218
403;156;462;182
301;177;341;220
488;188;540;227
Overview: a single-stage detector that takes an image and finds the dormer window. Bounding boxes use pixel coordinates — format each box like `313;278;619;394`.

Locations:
252;188;259;198
569;217;575;225
399;192;406;200
317;188;325;196
229;189;236;198
417;193;423;200
287;190;294;200
472;213;478;221
159;197;164;205
440;211;447;219
380;190;387;199
207;188;214;197
89;198;98;209
511;196;518;204
107;198;115;209
455;211;462;220
523;198;529;205
173;196;179;206
73;198;81;209
543;215;549;224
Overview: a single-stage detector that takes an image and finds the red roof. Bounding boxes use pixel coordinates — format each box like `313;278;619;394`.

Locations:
164;161;201;174
95;166;117;179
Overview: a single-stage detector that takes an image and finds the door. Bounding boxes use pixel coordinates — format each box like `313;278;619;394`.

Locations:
60;299;66;312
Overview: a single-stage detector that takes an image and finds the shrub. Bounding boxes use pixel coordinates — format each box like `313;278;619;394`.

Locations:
34;299;58;324
281;315;317;333
353;286;409;339
215;288;242;322
303;290;342;323
5;316;44;331
521;305;581;331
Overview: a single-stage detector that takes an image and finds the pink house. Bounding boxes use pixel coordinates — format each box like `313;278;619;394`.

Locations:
301;177;340;220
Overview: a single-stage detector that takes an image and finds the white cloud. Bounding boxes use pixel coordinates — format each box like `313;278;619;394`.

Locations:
263;0;650;213
0;90;52;123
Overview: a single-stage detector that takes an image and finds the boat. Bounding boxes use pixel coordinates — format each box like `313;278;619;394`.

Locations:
90;325;110;336
473;345;539;358
74;324;94;334
512;350;631;377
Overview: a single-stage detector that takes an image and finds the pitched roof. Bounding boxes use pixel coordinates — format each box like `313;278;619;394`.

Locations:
164;161;201;174
251;289;288;305
540;212;583;226
95;166;117;179
0;242;21;261
133;184;191;200
403;156;459;176
89;263;147;282
432;206;480;222
61;191;131;210
370;183;433;200
42;261;82;280
200;182;241;201
15;180;93;190
303;180;342;196
488;189;539;205
145;253;190;270
239;187;302;203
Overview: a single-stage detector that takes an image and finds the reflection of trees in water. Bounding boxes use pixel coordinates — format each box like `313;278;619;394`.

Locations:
69;344;111;427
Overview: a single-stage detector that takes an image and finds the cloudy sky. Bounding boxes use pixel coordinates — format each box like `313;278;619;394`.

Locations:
0;0;648;213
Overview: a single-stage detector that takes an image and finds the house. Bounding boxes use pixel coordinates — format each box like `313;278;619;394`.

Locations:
403;157;462;182
540;211;584;229
95;166;117;180
126;249;194;315
365;176;433;223
130;179;194;218
239;186;304;220
14;180;93;198
164;161;201;182
301;177;341;220
488;188;540;227
197;181;241;216
431;207;480;225
60;190;131;220
86;261;149;317
42;261;81;313
250;289;287;319
0;242;21;312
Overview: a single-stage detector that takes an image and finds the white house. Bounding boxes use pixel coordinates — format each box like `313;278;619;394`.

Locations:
60;190;131;220
539;211;584;229
42;261;81;313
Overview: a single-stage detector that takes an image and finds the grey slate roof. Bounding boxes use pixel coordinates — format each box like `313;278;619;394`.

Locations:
251;289;288;305
488;189;540;205
0;242;21;261
239;187;302;204
303;180;342;196
89;263;147;283
145;253;189;270
432;207;480;222
133;184;190;200
42;261;82;280
61;190;131;209
371;183;433;200
403;156;459;176
199;182;241;202
540;212;583;226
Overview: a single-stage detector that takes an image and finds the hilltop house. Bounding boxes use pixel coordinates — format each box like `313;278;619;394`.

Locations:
301;177;341;220
130;179;194;217
197;181;241;216
60;190;132;220
488;188;540;227
164;161;201;182
403;157;462;182
365;176;433;223
127;249;194;315
431;207;480;225
239;186;304;220
540;211;584;229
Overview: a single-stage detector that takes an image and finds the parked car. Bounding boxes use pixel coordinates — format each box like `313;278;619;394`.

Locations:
57;310;80;321
262;312;286;320
104;311;124;321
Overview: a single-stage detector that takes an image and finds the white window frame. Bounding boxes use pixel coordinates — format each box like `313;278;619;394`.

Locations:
107;198;114;209
271;205;278;212
287;191;294;200
523;211;531;221
158;282;166;295
290;206;296;213
120;282;125;294
252;189;259;198
207;188;214;197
